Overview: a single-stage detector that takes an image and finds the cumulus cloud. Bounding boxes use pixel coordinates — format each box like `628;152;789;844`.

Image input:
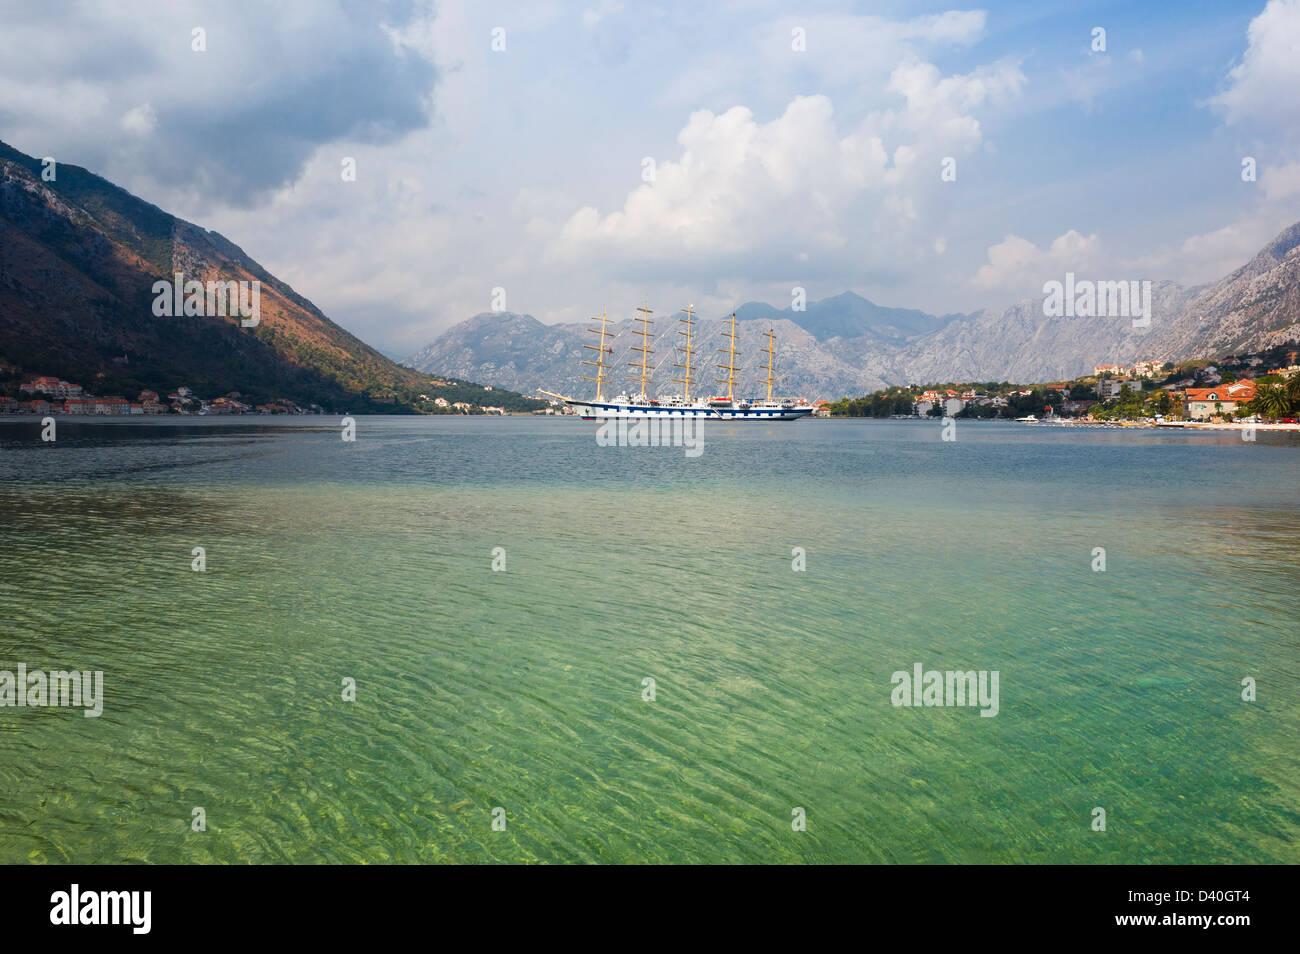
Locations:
1206;0;1300;131
973;231;1101;294
553;96;878;264
877;57;1024;140
548;57;1025;283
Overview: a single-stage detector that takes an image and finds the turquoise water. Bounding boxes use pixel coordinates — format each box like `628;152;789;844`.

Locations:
1;416;1297;863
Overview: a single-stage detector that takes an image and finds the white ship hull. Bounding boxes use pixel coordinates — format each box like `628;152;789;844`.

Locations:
566;398;813;421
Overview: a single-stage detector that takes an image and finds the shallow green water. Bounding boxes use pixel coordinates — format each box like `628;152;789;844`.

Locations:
1;417;1297;863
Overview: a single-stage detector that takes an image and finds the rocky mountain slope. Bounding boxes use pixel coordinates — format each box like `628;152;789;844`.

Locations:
405;308;898;399
1146;221;1300;360
0;139;539;412
733;291;963;344
897;281;1202;385
407;225;1300;398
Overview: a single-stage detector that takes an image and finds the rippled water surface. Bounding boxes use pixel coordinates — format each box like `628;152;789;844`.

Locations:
1;417;1297;863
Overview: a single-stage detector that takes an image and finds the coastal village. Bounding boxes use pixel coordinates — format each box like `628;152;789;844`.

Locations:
5;345;1299;424
825;345;1300;426
0;366;513;417
1;375;321;416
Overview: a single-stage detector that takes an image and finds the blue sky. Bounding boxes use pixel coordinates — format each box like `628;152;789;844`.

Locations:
1;0;1296;357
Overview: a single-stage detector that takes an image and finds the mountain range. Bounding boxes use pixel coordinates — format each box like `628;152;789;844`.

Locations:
405;224;1300;398
0;139;539;412
6;132;1296;408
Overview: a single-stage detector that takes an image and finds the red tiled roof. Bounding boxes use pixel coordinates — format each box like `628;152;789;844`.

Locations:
1185;384;1254;402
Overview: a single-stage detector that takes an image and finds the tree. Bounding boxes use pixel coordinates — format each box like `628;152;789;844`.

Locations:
1249;384;1291;422
1286;372;1300;407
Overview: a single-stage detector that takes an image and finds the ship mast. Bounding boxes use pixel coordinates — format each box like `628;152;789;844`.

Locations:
762;327;776;402
581;308;613;401
716;312;739;400
673;305;695;400
629;302;654;397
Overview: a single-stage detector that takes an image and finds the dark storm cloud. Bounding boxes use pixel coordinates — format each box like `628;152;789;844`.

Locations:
0;0;437;204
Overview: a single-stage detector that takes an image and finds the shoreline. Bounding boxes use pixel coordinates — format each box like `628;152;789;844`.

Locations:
1182;421;1300;430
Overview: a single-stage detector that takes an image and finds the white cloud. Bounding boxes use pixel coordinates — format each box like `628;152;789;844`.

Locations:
1179;223;1259;264
1146;209;1300;283
1263;159;1300;200
549;57;1025;281
973;230;1101;293
552;94;880;257
119;103;157;135
879;57;1024;141
659;10;989;111
1207;0;1300;130
1142;1;1300;288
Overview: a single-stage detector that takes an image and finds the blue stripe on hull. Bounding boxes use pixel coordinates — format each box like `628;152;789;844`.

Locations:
570;401;811;421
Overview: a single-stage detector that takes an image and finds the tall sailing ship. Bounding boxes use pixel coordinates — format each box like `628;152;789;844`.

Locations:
540;305;815;421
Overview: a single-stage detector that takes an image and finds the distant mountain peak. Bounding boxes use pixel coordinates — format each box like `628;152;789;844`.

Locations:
1258;221;1300;266
406;221;1300;397
446;311;546;333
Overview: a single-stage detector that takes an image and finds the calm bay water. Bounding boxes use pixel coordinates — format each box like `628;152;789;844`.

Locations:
1;416;1297;863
